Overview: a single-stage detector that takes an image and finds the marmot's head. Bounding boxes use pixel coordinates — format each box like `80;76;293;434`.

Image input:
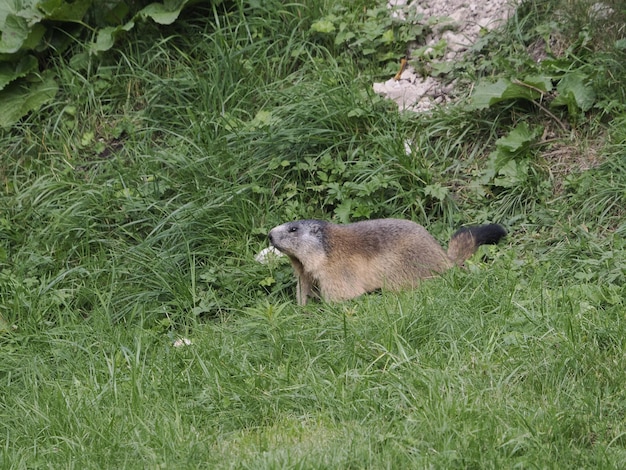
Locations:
268;220;329;261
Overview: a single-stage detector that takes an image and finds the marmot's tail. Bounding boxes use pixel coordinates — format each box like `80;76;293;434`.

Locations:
447;224;507;266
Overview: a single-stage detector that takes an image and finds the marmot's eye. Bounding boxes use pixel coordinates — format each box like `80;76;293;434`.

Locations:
288;226;298;233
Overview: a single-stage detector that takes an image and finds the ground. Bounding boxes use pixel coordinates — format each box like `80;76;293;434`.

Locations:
374;0;518;111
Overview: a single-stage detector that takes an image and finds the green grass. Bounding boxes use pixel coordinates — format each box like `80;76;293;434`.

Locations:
1;0;625;467
3;270;626;467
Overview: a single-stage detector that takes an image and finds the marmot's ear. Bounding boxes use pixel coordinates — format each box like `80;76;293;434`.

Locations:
310;223;321;234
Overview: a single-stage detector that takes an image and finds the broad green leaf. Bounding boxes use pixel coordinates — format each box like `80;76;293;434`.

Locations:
249;109;279;129
469;77;547;110
0;0;42;24
0;55;38;91
381;29;394;44
22;22;47;50
80;130;94;147
38;0;91;21
335;29;355;45
493;159;529;188
102;1;130;26
91;1;193;52
424;183;449;201
0;72;58;128
552;71;596;113
0;0;45;52
0;14;30;53
521;75;553;93
139;1;189;25
91;21;135;53
495;122;542;153
334;200;352;224
310;19;336;34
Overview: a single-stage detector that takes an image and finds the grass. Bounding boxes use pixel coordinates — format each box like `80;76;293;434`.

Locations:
3;270;626;467
1;0;625;467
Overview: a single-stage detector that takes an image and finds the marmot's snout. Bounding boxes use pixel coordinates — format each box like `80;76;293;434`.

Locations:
268;227;283;251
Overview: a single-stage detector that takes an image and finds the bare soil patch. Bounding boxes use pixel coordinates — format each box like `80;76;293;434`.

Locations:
374;0;518;112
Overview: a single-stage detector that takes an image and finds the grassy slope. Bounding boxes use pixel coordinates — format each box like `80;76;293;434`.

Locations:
1;0;625;467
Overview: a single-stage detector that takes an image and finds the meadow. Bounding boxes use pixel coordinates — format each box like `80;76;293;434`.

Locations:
1;0;625;467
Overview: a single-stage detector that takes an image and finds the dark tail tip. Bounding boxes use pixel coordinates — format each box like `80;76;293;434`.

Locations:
455;224;507;246
447;223;507;266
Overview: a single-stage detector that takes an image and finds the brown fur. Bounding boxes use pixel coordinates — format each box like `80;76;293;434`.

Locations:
268;219;506;305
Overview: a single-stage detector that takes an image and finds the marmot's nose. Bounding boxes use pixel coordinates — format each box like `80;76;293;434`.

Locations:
268;231;275;245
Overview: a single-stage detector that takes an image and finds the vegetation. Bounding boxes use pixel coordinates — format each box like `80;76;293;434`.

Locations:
0;0;198;127
1;0;624;467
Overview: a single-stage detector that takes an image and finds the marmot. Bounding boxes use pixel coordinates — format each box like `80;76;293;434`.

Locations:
268;219;506;305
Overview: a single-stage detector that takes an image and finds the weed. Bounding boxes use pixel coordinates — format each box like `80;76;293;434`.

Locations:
1;0;625;467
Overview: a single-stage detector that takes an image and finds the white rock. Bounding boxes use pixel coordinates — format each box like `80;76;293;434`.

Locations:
589;2;614;20
173;337;192;347
255;246;285;264
374;0;520;113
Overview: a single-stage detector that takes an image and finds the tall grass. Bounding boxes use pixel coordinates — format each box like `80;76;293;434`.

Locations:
1;0;625;467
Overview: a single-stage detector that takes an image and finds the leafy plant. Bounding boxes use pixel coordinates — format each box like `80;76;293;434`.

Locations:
310;3;425;70
465;0;625;125
0;0;200;128
468;69;597;125
474;121;552;218
469;76;552;110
